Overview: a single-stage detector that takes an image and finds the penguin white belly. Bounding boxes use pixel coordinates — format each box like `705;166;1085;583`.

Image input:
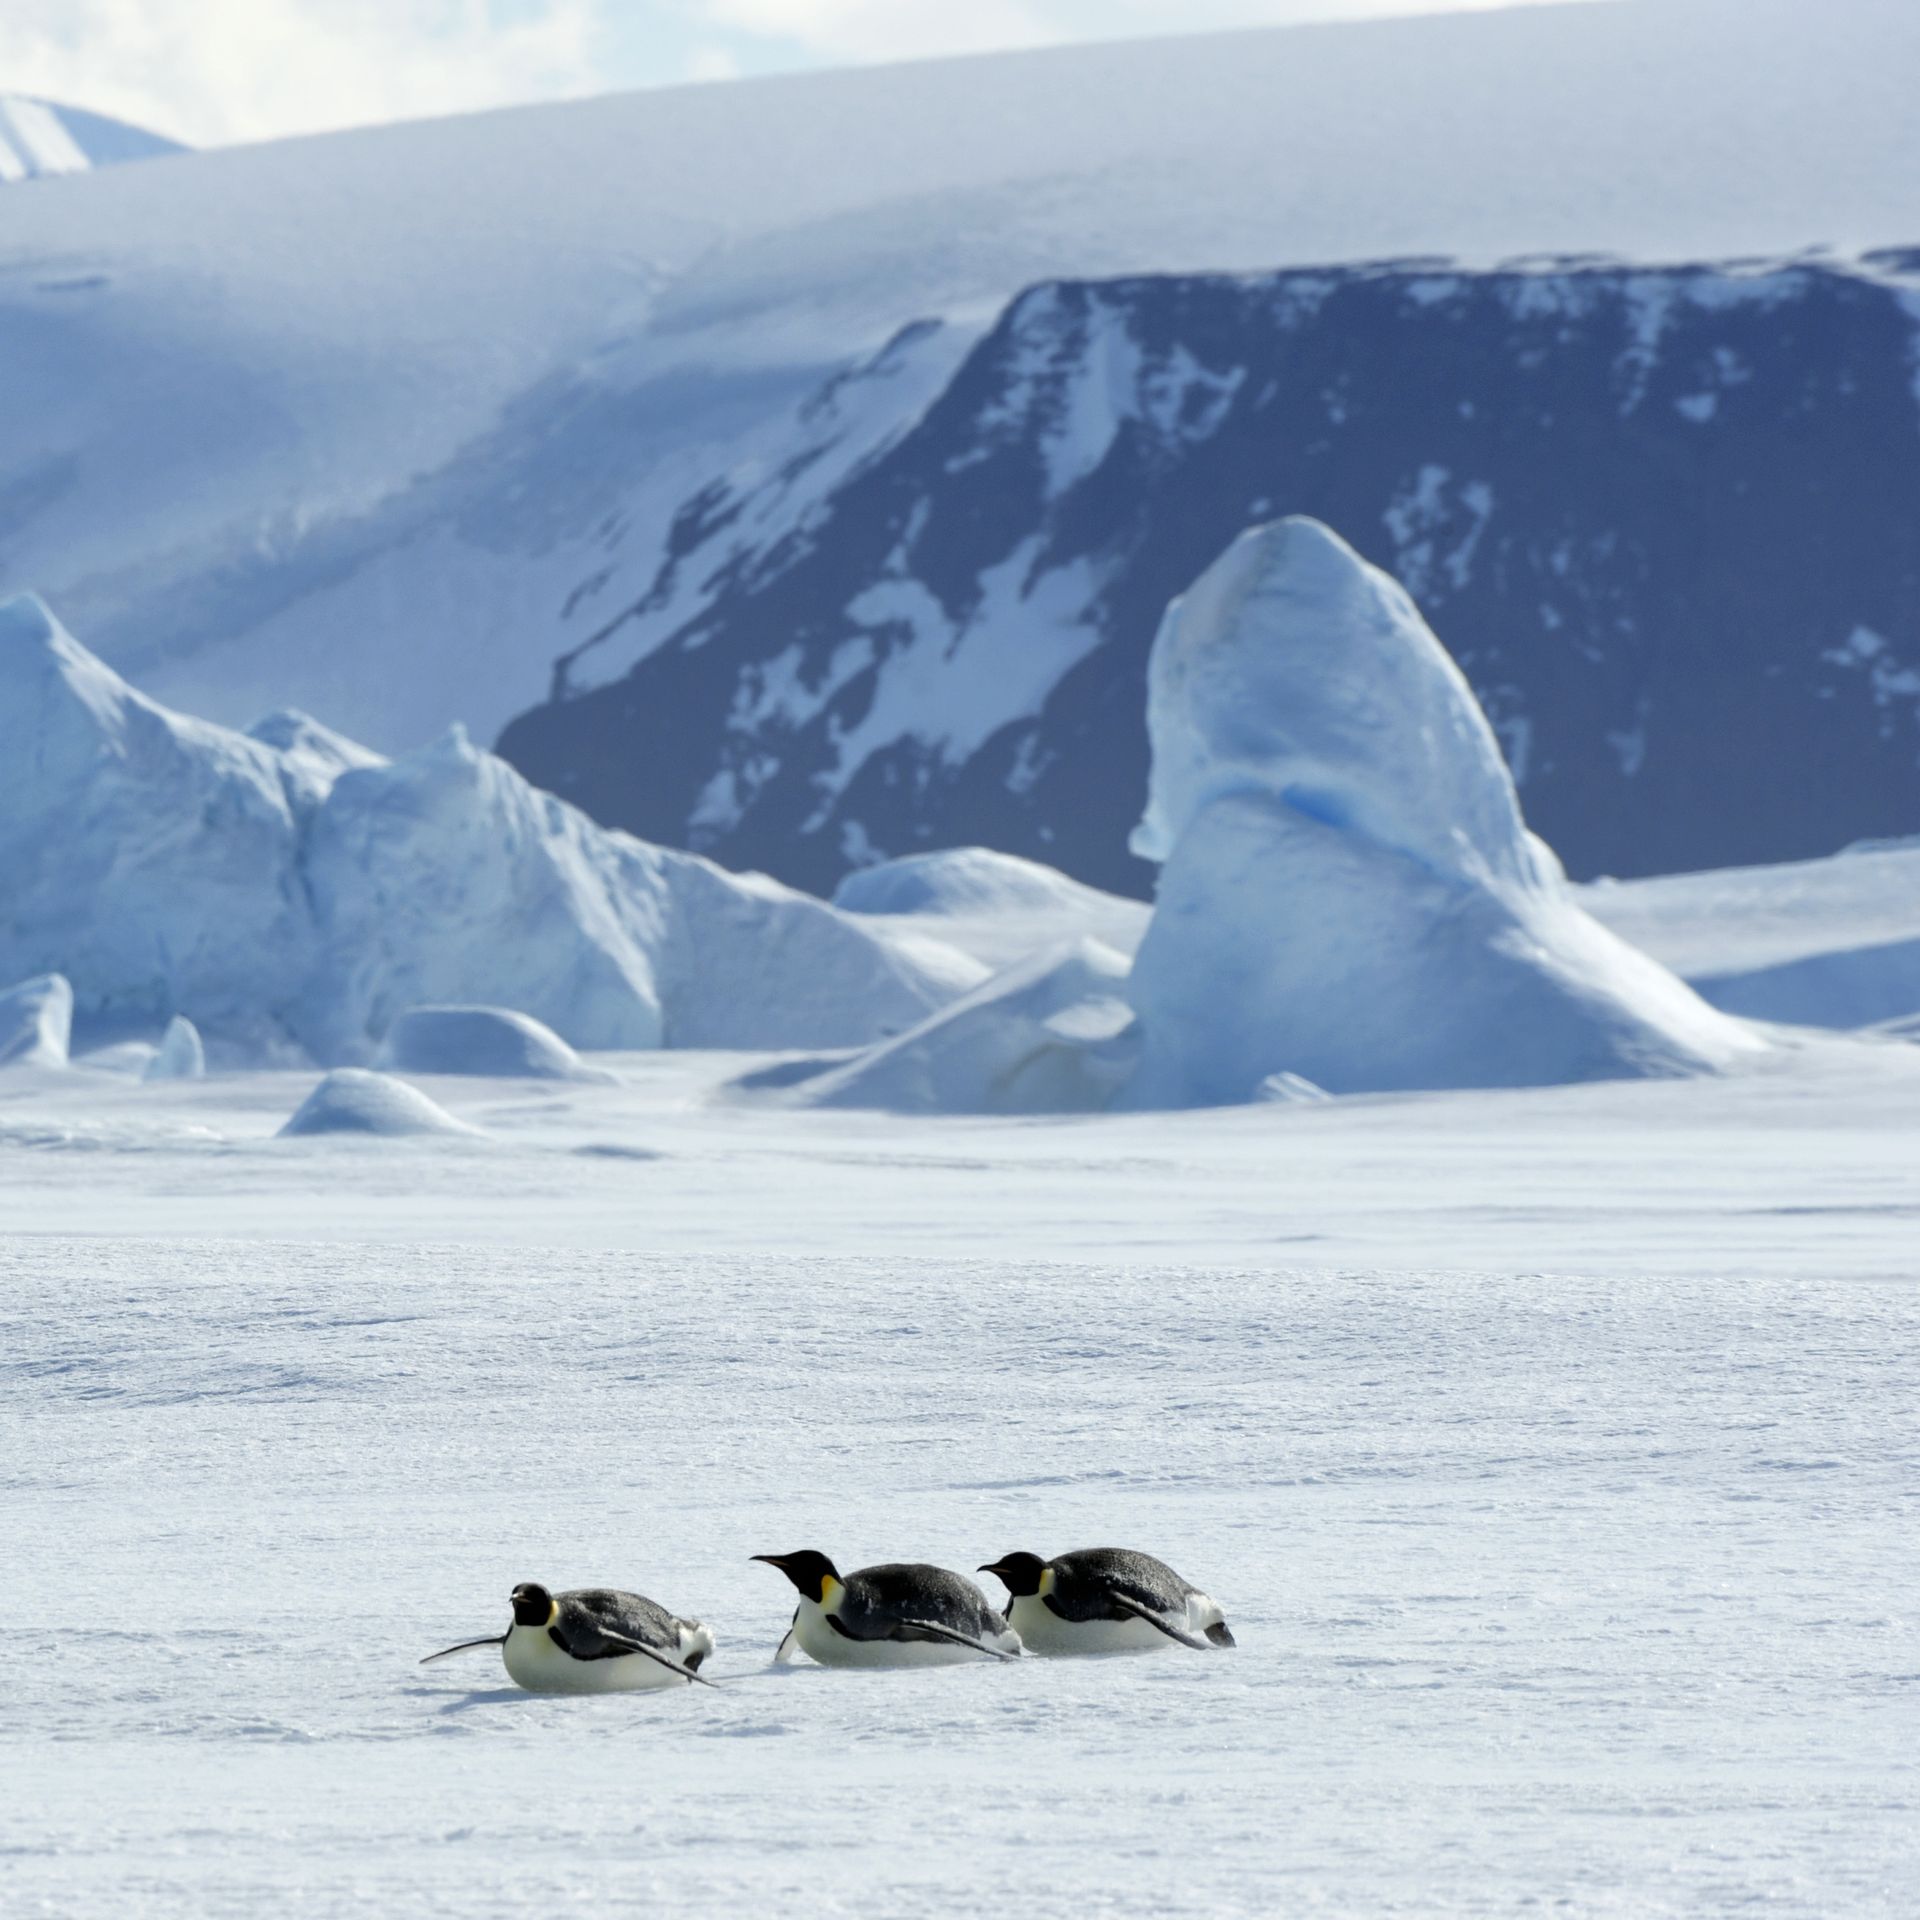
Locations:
1008;1594;1170;1655
791;1598;988;1667
501;1622;691;1693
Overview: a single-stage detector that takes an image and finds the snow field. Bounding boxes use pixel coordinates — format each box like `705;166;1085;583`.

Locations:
3;1233;1914;1917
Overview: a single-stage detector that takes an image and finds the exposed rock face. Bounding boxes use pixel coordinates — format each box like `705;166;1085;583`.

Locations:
501;255;1920;896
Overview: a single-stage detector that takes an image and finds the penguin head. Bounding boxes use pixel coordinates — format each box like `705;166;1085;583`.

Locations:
510;1581;556;1627
751;1550;841;1604
979;1552;1047;1598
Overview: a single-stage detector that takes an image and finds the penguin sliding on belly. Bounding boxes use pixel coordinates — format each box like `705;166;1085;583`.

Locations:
978;1548;1236;1655
422;1581;718;1691
752;1550;1023;1666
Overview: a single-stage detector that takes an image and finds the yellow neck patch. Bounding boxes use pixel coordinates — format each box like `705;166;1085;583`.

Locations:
817;1573;842;1607
1036;1566;1056;1598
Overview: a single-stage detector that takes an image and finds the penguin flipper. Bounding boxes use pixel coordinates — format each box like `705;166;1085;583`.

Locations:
599;1630;722;1688
1109;1595;1217;1651
419;1634;508;1665
557;1620;720;1688
773;1608;801;1664
889;1619;1020;1661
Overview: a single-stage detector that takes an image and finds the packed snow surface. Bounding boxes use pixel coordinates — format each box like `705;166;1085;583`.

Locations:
1124;520;1758;1101
7;0;1920;750
278;1068;479;1138
0;971;72;1068
0;595;969;1062
3;1030;1918;1916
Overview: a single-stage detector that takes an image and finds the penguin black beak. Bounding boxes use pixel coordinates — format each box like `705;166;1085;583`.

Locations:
750;1553;791;1570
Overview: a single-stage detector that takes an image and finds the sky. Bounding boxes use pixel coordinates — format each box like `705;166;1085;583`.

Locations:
2;0;1585;148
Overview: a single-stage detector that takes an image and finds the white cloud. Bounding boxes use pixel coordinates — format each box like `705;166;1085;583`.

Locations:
684;42;745;82
0;0;603;147
3;0;1580;148
694;0;1052;63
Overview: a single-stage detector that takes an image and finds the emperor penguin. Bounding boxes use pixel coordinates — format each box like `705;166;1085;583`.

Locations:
421;1581;718;1691
978;1548;1236;1654
751;1550;1022;1666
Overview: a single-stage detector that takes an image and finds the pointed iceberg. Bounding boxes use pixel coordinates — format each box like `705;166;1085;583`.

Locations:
1124;519;1760;1102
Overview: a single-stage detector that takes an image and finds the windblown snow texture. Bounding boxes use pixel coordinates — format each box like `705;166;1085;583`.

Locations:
0;594;965;1062
501;257;1920;896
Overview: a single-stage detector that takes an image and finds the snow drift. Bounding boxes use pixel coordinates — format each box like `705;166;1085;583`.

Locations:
0;972;72;1069
0;594;968;1063
836;848;1117;919
787;940;1138;1115
1579;840;1920;1032
379;1005;605;1081
279;1069;479;1139
833;849;1148;973
1124;519;1759;1102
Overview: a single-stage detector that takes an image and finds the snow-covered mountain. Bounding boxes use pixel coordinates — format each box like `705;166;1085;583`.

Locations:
500;254;1920;893
0;97;182;181
2;0;1916;792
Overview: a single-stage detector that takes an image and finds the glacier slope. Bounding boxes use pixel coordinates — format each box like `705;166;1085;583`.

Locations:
6;0;1920;751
